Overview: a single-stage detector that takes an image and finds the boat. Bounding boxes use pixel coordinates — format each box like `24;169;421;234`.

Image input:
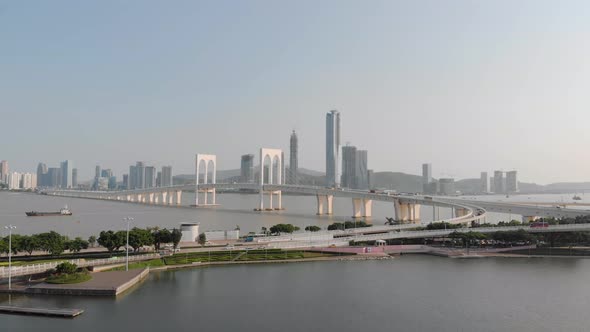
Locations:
573;195;582;201
26;206;72;217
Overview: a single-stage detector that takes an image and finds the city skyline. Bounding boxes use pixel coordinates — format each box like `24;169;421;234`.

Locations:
3;1;590;184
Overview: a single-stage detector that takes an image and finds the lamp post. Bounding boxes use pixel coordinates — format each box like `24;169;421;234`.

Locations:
5;225;16;290
123;217;134;271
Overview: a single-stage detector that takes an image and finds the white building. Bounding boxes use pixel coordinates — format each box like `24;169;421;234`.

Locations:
204;230;240;241
21;173;37;189
180;223;200;242
7;172;21;190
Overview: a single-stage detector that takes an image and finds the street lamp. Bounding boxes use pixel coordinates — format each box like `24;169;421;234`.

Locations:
123;217;134;271
5;225;16;290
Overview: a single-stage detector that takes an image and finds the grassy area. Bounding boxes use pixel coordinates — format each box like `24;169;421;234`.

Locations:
46;272;92;284
106;259;166;271
93;250;343;271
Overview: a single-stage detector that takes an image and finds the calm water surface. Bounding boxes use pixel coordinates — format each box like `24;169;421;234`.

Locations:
1;256;590;332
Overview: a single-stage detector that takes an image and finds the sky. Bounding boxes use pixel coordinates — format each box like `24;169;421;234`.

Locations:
2;0;590;184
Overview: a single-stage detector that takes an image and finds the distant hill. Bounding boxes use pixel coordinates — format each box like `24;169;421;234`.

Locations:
173;170;590;194
372;172;423;193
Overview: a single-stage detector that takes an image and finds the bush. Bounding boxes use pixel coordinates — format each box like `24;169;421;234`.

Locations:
55;262;78;274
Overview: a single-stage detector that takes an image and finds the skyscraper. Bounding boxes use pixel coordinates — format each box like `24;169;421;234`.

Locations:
128;165;137;189
422;163;432;185
60;160;74;188
506;171;518;193
37;162;47;187
480;172;488;193
101;169;113;178
422;163;435;194
135;162;145;189
48;167;61;188
341;145;357;188
355;150;368;189
161;166;173;187
241;154;254;183
326;110;341;187
144;166;156;188
72;168;78;188
493;171;504;194
0;160;8;183
289;130;298;184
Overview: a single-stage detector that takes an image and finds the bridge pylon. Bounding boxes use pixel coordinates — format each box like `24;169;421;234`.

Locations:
195;154;217;206
256;148;284;211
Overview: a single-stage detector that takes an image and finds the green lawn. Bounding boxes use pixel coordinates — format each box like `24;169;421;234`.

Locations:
46;272;92;284
106;259;165;271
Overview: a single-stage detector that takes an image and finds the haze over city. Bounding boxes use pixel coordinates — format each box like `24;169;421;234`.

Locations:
3;0;590;183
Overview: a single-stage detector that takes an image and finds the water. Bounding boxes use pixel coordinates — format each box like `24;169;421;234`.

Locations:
2;256;590;331
4;191;582;238
2;192;590;330
0;191;447;238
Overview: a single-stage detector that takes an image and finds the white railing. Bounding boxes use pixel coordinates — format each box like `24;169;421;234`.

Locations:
0;253;159;279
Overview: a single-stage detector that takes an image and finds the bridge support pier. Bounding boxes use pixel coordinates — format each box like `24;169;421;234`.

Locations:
394;201;421;223
176;191;182;206
316;195;334;215
363;199;372;218
351;199;373;218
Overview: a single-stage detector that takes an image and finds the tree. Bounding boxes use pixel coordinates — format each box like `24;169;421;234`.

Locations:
88;235;97;248
20;235;40;255
67;237;89;253
36;231;66;256
305;226;321;232
128;228;153;252
171;228;182;249
269;224;300;234
152;229;172;250
98;230;125;253
198;233;207;247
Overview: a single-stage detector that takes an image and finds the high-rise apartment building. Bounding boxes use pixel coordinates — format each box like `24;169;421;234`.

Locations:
144;166;156;188
341;145;357;188
47;168;61;188
506;171;518;193
7;172;21;190
289;130;298;184
60;160;74;188
422;163;436;194
72;168;78;188
480;172;488;193
101;169;113;178
493;171;504;194
240;154;254;183
326;110;341;187
37;163;47;187
0;160;9;183
355;150;368;189
161;166;173;187
422;163;432;185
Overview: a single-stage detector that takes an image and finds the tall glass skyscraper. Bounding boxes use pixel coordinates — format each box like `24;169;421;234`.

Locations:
326;110;341;187
289;130;298;184
60;160;74;188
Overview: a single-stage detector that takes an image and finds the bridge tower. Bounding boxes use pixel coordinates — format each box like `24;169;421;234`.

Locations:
195;154;217;206
258;148;283;211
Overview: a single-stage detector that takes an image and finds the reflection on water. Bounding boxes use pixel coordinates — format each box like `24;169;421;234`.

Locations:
1;256;589;331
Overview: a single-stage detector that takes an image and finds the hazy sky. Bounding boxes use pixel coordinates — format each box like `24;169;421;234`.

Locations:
2;0;590;184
